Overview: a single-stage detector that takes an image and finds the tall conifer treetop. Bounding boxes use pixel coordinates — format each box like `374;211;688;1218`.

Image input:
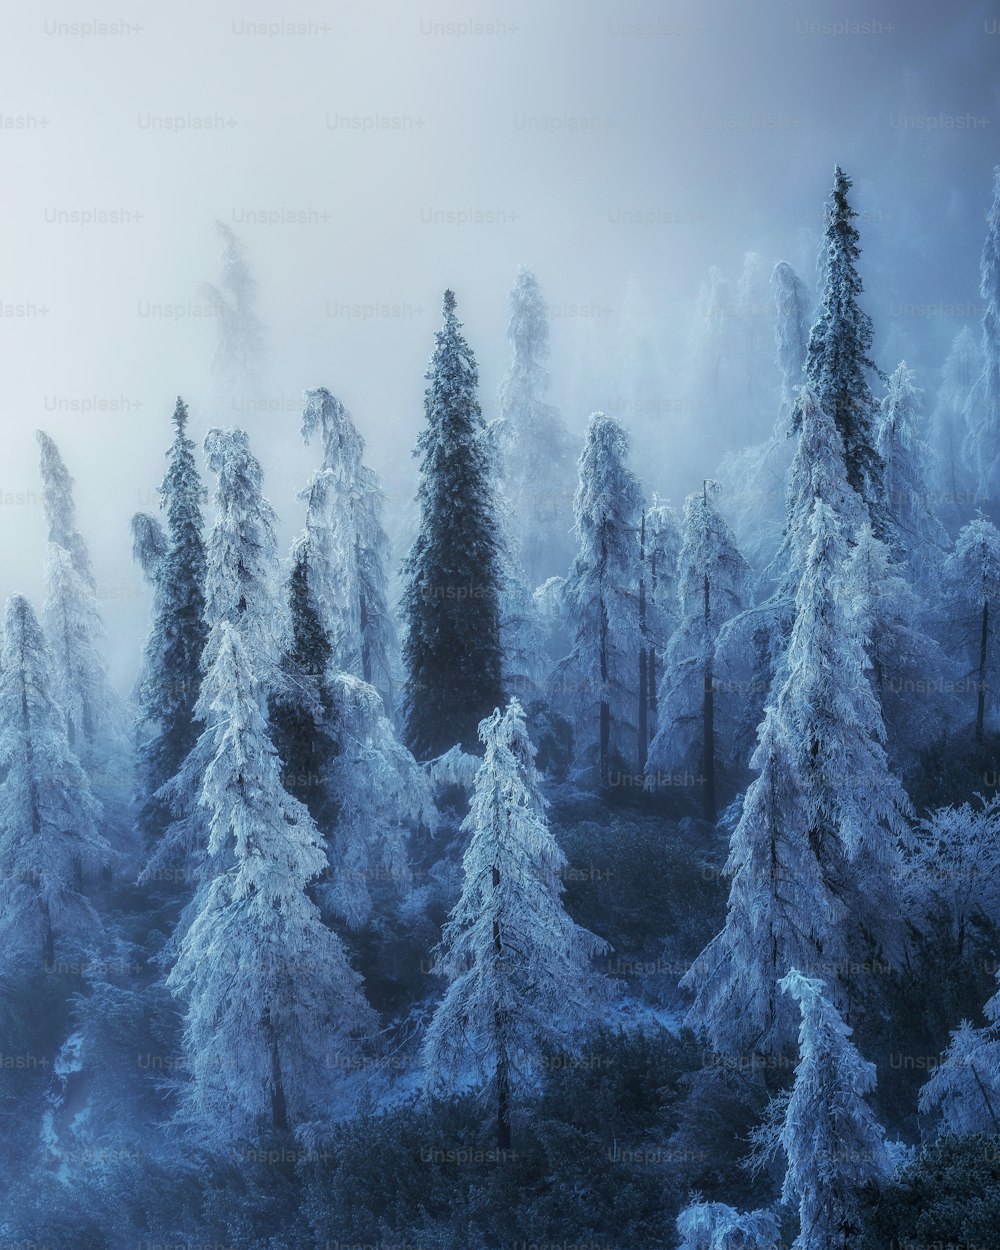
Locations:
798;166;884;516
402;289;505;759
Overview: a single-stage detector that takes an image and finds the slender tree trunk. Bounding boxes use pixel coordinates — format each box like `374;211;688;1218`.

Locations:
702;569;716;822
359;586;372;685
638;513;648;776
599;595;610;789
649;547;659;734
264;1008;289;1134
977;597;989;744
638;650;648;776
40;897;54;971
491;864;512;1152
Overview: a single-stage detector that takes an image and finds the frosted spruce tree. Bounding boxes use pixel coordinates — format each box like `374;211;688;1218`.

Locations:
143;428;284;885
0;595;109;969
943;516;1000;742
780;494;911;966
268;538;340;838
638;499;682;769
930;327;981;514
201;220;268;410
492;266;577;585
167;624;374;1142
918;1018;1000;1136
299;387;397;714
713;260;810;575
681;701;844;1057
36;429;96;587
686;463;911;1057
844;524;954;759
130;511;167;585
756;971;891;1250
36;431;124;759
270;534;433;931
422;699;608;1149
402;290;505;759
772;260;811;422
797;166;885;521
132;398;208;844
647;481;750;820
558;413;643;789
964;166;1000;511
676;1201;780;1250
877;362;947;586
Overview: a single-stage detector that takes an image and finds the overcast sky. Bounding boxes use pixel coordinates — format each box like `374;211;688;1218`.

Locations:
4;0;998;686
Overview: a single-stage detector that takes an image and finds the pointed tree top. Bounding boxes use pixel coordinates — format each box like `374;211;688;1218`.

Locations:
443;289;457;316
172;395;189;432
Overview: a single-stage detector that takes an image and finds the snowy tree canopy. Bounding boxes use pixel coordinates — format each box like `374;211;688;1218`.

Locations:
558;412;644;786
299;386;397;714
964;165;1000;509
167;623;375;1141
492;266;577;585
422;698;608;1144
0;594;109;969
133;398;208;844
797;166;885;520
762;970;891;1250
402;289;505;759
647;480;750;817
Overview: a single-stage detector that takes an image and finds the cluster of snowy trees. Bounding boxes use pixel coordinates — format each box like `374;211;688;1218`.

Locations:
4;161;1000;1246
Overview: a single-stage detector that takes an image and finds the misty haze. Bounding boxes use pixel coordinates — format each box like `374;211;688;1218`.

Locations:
3;2;1000;1247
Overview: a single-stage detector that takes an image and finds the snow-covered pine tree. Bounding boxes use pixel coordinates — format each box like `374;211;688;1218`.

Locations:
796;166;885;521
41;543;120;754
133;398;208;845
558;413;644;789
129;512;167;585
772;260;811;422
200;220;268;410
943;516;1000;742
36;431;124;761
0;595;109;969
844;523;954;759
759;970;892;1250
647;481;750;820
930;327;981;515
964;166;1000;512
492;266;577;586
781;494;911;965
142;427;283;885
733;251;777;431
918;1018;1000;1136
402;290;505;759
681;702;845;1057
642;496;683;746
167;623;374;1141
268;537;339;838
711;261;809;577
270;535;433;931
299;387;397;714
421;699;608;1149
676;1201;781;1250
877;362;948;586
904;798;1000;959
36;430;96;588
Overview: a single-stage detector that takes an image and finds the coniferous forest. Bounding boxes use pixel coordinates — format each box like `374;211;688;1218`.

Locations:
8;7;1000;1248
